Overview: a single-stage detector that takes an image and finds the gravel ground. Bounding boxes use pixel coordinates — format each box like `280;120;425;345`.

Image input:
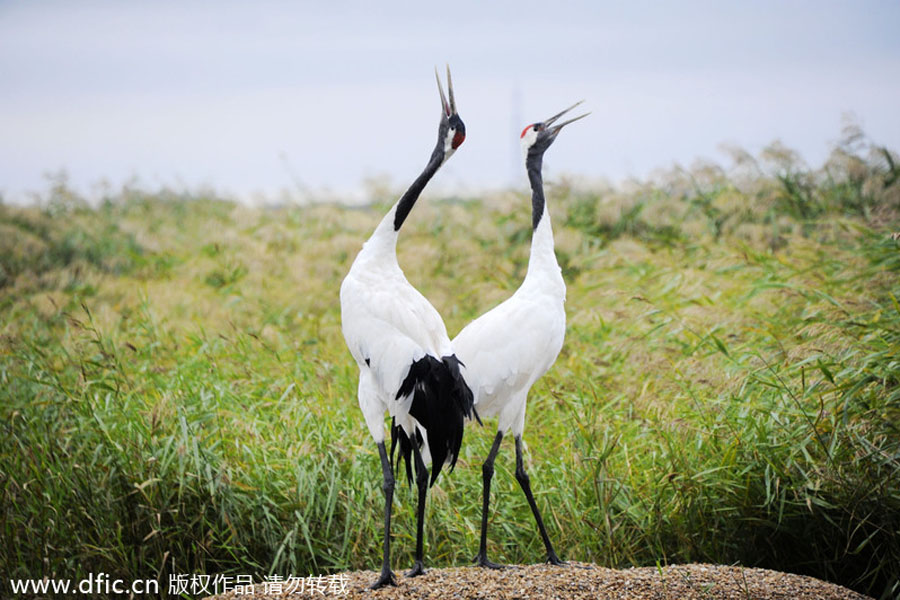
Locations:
204;562;871;600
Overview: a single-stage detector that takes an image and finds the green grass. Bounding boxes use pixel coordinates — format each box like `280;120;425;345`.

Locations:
2;132;899;598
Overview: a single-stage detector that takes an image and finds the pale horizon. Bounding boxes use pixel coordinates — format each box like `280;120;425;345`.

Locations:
2;1;899;203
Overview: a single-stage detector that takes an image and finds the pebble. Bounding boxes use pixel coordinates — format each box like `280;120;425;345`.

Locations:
204;562;872;600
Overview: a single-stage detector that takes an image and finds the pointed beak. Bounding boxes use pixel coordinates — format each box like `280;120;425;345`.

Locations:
550;111;590;134
446;65;457;115
435;67;450;117
543;100;590;134
435;65;458;117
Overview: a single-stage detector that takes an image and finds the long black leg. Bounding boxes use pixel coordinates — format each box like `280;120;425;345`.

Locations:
406;442;428;577
371;442;397;589
514;435;565;565
475;431;505;569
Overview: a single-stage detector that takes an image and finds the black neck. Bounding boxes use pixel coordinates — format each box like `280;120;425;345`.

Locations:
526;150;545;230
393;146;444;231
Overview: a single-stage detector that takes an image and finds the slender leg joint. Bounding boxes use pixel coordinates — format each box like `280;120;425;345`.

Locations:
514;465;530;486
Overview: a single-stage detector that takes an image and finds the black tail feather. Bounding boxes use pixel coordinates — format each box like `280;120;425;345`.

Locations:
444;355;481;426
392;354;475;486
390;418;421;487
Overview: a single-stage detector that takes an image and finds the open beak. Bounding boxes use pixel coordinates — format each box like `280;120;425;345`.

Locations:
435;65;458;117
543;100;590;134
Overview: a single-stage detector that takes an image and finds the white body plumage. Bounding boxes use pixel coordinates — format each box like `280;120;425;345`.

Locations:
452;204;565;435
340;205;453;465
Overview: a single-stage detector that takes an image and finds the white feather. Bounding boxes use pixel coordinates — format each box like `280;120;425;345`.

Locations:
340;204;452;454
452;211;565;436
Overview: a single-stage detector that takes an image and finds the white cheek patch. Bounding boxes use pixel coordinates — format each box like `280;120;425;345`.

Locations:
442;128;456;163
444;128;456;153
520;128;538;158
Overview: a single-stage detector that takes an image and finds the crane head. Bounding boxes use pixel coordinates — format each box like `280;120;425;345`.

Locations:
520;100;589;156
435;65;466;163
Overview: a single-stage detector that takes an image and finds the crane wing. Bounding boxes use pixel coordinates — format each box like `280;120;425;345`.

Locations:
340;269;451;401
452;295;564;402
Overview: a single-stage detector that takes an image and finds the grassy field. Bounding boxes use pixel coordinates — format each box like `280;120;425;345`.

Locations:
2;131;899;598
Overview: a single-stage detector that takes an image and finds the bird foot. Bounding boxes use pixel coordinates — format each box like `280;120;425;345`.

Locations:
406;560;426;578
546;552;567;566
474;552;506;569
370;569;397;589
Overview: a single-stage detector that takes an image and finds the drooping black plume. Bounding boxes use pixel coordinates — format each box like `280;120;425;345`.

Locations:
390;354;476;486
390;417;420;486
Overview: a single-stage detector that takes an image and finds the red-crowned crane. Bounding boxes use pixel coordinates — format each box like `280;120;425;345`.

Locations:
452;102;589;569
339;67;476;589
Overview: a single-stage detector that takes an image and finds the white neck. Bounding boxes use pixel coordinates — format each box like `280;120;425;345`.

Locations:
356;204;400;266
521;206;564;305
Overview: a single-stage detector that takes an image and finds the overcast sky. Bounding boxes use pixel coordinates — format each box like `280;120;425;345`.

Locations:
2;1;899;203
